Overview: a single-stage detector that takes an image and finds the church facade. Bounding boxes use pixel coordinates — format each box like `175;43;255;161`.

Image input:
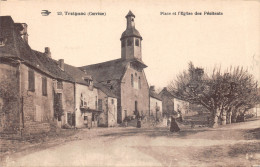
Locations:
80;11;150;123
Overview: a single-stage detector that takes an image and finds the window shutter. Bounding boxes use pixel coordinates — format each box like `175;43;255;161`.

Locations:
98;99;102;111
42;77;47;96
28;69;35;91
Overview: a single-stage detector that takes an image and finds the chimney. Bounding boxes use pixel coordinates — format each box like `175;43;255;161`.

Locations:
44;47;51;58
150;86;155;92
15;23;28;44
58;59;64;71
21;23;28;43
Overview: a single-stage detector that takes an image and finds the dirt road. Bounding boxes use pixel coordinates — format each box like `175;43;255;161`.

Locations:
3;119;260;167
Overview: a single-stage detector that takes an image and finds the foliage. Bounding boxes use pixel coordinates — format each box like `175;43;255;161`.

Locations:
168;62;260;127
54;93;64;121
0;80;19;114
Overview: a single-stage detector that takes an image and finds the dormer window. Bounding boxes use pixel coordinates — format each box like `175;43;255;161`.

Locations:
83;77;93;86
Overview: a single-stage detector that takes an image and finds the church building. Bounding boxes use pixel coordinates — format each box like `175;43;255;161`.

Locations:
80;11;150;123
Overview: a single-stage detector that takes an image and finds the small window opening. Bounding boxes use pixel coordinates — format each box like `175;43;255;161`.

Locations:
135;39;139;46
121;40;125;47
127;39;132;46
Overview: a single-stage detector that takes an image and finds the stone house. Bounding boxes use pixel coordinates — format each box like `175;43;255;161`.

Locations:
149;86;163;121
63;63;101;128
79;11;149;123
0;16;74;135
96;83;118;127
0;15;120;134
159;87;190;117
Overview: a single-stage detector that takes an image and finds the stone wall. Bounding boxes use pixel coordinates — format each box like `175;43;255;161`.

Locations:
107;97;117;127
0;61;20;133
150;97;162;120
20;64;54;135
173;98;190;115
120;64;149;122
97;90;108;127
55;81;75;126
161;94;175;117
75;83;98;128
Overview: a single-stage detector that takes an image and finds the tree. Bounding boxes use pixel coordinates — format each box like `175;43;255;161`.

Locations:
168;62;260;127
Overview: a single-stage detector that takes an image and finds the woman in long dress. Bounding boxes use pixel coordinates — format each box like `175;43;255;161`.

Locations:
170;116;180;132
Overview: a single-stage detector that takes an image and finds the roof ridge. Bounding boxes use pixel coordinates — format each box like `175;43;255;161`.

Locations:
79;58;123;68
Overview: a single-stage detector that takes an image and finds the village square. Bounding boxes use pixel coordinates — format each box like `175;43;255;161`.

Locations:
0;9;260;167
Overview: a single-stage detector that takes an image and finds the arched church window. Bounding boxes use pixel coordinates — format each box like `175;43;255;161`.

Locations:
131;74;134;87
127;39;132;46
131;18;134;22
138;77;141;89
121;40;125;48
135;39;139;46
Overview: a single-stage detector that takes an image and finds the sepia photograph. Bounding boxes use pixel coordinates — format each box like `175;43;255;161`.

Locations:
0;0;259;166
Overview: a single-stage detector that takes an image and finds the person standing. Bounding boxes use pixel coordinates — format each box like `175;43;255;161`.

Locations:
170;116;180;132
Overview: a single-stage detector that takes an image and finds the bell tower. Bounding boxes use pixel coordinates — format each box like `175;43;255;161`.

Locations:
121;11;142;60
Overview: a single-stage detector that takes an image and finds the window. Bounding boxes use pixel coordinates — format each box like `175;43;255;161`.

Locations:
80;93;87;108
138;77;141;89
84;116;88;120
95;96;97;109
57;80;63;89
42;77;47;96
28;69;35;92
98;99;102;111
131;74;134;87
135;101;138;114
111;99;114;104
92;113;95;121
135;39;139;46
0;37;7;46
121;40;125;47
127;39;132;46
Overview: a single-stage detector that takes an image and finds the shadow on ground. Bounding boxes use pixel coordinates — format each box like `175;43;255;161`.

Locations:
246;128;260;140
100;127;208;139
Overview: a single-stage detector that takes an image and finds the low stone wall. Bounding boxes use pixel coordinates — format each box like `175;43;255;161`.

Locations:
23;121;51;135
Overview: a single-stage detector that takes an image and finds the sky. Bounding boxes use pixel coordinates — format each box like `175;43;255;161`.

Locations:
1;0;259;89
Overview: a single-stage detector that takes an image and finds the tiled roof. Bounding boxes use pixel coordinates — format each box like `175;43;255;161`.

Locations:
33;50;74;82
0;16;63;79
0;16;41;66
79;58;146;83
64;63;92;85
150;90;162;101
121;28;142;40
159;87;187;102
95;83;118;98
79;59;127;82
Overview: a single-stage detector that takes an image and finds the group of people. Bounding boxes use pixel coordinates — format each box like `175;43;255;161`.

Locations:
135;110;181;132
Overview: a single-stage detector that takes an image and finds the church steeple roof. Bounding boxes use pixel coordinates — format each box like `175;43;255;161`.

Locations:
125;10;135;18
121;11;142;40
